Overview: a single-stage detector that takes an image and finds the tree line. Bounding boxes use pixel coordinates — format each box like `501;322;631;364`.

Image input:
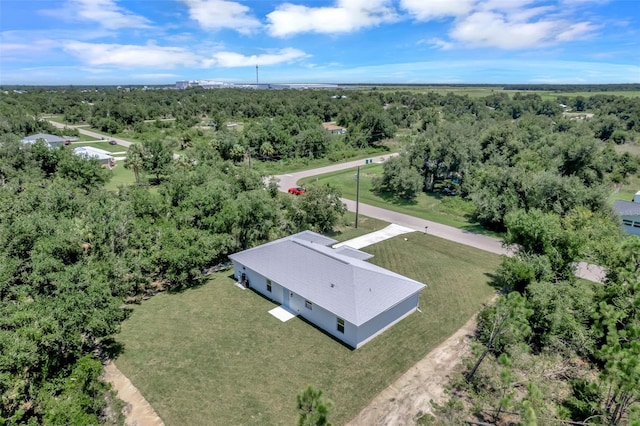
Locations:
0;131;345;424
1;86;639;424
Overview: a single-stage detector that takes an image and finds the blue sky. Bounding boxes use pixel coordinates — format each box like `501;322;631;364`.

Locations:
1;0;638;85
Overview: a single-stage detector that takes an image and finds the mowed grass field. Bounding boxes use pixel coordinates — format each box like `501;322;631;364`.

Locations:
72;141;128;153
353;86;640;100
299;164;499;236
114;232;500;425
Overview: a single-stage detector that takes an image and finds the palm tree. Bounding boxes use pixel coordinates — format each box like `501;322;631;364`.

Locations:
124;143;145;184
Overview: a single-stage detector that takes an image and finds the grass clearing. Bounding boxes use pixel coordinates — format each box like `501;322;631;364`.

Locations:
106;165;136;191
72;141;128;153
353;86;640;100
300;164;500;237
114;231;500;425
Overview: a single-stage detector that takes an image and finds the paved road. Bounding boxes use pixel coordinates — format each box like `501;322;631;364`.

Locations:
48;119;132;148
274;157;606;283
48;120;180;160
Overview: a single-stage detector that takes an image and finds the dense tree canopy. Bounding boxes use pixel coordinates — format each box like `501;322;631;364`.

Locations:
1;86;639;424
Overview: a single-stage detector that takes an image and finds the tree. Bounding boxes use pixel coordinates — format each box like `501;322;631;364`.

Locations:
593;237;640;425
503;209;584;282
296;185;346;233
142;139;172;183
359;109;396;145
466;292;532;381
124;143;146;184
296;385;332;426
372;154;422;200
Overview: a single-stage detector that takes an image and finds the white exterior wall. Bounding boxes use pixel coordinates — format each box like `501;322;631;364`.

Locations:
621;214;640;236
289;295;358;348
232;262;358;347
231;262;419;349
232;264;283;302
355;293;420;348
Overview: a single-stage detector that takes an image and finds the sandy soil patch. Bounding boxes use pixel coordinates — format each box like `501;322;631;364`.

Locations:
103;361;165;426
347;315;478;426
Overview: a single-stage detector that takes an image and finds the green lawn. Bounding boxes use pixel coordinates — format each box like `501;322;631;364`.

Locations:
105;165;136;191
353;86;640;100
72;141;129;153
114;232;500;426
328;212;391;242
257;147;394;175
299;164;500;236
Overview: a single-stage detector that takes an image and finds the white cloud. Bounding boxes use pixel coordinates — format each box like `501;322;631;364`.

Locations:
267;0;397;37
181;0;261;34
132;73;181;80
0;39;59;60
41;0;151;30
61;41;307;70
450;11;559;49
421;1;600;50
204;48;308;67
427;38;455;50
400;0;474;20
556;22;598;41
63;41;200;68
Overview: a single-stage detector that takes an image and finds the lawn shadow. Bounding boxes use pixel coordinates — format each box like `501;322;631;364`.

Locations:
376;191;419;206
296;315;356;351
99;337;125;361
166;271;231;295
484;272;508;293
243;285;355;351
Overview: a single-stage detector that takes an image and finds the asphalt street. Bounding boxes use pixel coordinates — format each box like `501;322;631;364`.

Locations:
48;119;133;147
274;156;606;283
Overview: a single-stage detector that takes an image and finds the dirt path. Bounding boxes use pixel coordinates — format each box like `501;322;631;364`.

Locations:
347;314;479;426
103;361;165;426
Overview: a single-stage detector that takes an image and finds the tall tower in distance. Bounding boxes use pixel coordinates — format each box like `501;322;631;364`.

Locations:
255;65;259;88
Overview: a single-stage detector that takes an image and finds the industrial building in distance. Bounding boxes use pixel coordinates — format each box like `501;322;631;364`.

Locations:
175;80;340;90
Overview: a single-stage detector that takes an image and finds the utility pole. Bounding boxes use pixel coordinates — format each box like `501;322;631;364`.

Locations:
355;166;360;229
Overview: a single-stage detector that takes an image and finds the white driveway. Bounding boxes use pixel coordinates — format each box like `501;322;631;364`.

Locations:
334;224;414;249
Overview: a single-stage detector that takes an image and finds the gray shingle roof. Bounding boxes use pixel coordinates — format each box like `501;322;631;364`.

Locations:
613;200;640;216
229;232;426;326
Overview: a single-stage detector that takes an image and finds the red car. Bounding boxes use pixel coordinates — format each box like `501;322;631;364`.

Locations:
288;186;305;195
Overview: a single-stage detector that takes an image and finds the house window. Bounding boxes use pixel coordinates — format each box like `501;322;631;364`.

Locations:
266;279;272;292
337;317;345;333
623;219;633;226
634;222;640;228
305;300;312;310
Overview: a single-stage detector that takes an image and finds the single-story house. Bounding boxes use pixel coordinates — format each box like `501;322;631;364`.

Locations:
613;191;640;237
73;146;114;168
228;231;426;349
21;133;66;148
321;122;347;135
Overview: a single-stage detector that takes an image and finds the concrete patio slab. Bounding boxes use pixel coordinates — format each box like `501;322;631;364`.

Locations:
269;306;297;322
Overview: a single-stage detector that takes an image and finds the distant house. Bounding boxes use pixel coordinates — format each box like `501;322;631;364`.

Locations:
73;146;114;168
21;133;65;149
322;122;347;135
613;191;640;237
228;231;426;349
